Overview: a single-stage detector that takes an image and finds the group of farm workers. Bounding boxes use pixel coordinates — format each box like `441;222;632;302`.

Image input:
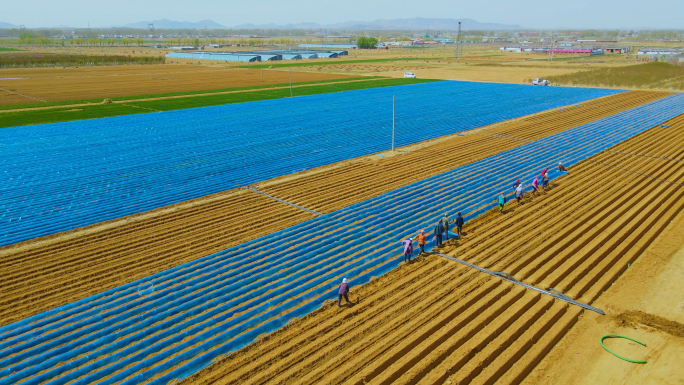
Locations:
337;162;569;308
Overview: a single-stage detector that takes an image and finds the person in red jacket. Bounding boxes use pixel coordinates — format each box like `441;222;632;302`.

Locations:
338;278;351;307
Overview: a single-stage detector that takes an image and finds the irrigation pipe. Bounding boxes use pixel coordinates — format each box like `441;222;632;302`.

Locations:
432;252;605;315
600;334;647;364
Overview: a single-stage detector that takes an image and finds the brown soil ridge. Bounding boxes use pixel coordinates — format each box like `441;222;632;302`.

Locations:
614;310;684;338
0;66;355;106
177;112;684;385
0;91;668;328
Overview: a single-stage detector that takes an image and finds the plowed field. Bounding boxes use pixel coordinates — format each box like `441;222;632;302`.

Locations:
0;91;665;327
181;113;684;385
0;66;353;105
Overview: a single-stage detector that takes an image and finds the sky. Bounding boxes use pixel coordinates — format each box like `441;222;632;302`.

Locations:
2;0;682;30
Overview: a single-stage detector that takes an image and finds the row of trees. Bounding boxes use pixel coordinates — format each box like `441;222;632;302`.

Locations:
0;54;165;68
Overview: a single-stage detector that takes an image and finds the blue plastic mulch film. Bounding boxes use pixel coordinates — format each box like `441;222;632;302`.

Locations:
0;93;682;385
0;81;621;247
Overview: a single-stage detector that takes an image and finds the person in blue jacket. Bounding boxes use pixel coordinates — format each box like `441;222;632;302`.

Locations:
434;220;445;247
454;212;464;237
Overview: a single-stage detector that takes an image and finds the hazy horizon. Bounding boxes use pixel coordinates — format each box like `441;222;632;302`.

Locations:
2;0;683;30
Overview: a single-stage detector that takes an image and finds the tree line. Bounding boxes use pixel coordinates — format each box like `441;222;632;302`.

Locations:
0;54;165;68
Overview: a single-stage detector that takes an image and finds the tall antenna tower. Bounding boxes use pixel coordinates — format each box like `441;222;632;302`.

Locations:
148;23;155;35
455;22;463;58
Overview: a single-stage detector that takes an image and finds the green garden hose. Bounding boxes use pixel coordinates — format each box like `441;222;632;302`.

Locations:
600;334;647;364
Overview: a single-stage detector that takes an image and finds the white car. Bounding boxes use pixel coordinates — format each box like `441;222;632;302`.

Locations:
532;78;550;86
404;72;417;78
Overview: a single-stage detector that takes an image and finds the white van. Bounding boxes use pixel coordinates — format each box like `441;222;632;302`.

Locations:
404;72;417;78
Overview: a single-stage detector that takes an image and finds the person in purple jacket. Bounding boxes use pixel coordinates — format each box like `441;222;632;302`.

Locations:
402;237;414;262
338;278;351;307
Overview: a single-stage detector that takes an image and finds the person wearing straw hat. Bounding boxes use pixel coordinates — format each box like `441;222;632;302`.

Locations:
338;278;351;307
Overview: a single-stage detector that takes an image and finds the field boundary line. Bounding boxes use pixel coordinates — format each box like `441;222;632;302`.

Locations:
120;103;162;112
243;186;323;216
0;87;46;103
432;252;605;314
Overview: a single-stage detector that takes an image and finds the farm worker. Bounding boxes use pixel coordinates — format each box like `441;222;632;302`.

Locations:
532;176;539;191
558;162;568;172
441;214;450;240
402;238;414;262
455;212;464;237
515;183;525;203
415;230;427;254
542;172;549;189
540;167;548;178
498;192;506;213
513;179;522;190
434;220;445;247
338;278;351;307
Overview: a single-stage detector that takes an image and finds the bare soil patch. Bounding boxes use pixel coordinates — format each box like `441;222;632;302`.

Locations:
0;65;355;105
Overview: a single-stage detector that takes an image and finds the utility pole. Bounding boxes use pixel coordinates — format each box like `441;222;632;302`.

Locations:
290;70;293;97
261;61;263;82
392;95;396;151
455;22;463;58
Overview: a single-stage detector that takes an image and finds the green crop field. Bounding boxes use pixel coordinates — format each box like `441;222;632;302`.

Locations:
0;78;437;128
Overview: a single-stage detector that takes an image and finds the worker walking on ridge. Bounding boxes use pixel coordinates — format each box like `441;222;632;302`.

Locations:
415;230;427;254
542;172;549;190
515;183;525;203
513;179;522;190
498;192;506;213
455;212;464;237
402;237;414;262
441;214;450;240
434;220;445;247
338;278;351;307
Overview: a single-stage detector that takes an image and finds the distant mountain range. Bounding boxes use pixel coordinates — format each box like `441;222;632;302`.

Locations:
121;18;226;29
235;18;522;31
0;17;522;31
